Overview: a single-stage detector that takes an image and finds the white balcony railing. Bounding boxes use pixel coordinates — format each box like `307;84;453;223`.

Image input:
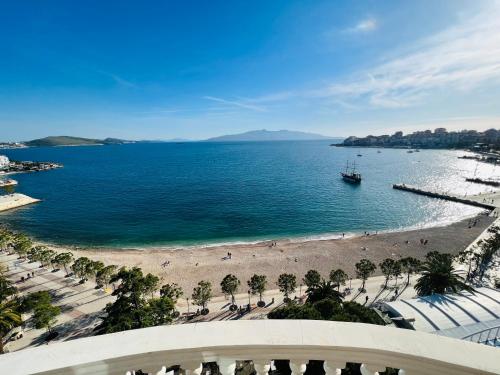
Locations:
1;320;499;375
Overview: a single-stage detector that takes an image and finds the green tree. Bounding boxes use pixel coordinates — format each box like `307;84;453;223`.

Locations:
13;234;32;259
355;259;376;291
392;260;402;286
71;257;92;282
192;280;212;314
400;257;421;285
159;283;183;303
220;274;240;306
19;291;51;313
39;248;56;268
96;265;117;289
32;303;60;333
0;230;13;253
306;280;343;304
329;269;348;291
277;273;297;302
0;301;22;353
302;270;321;289
379;258;396;288
96;267;177;334
53;252;74;275
143;273;160;299
247;274;267;306
0;276;16;303
415;252;470;296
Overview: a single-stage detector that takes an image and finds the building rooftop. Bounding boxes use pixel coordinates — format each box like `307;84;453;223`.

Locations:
381;287;500;333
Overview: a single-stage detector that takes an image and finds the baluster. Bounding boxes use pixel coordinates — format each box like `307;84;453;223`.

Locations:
360;363;386;375
253;360;271;375
218;358;236;375
289;361;307;375
323;360;345;375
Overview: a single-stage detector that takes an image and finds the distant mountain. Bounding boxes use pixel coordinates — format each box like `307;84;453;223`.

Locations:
25;136;133;147
205;129;338;142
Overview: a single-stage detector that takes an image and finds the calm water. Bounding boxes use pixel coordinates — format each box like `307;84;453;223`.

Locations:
0;142;497;247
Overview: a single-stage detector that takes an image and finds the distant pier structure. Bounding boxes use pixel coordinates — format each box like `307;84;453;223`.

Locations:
392;184;497;210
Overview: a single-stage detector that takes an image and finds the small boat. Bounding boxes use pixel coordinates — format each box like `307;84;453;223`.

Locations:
407;150;413;153
377;150;382;153
414;149;420;152
341;161;362;184
0;179;18;188
357;153;362;157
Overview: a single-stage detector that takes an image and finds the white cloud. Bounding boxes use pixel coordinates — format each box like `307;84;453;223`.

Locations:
203;96;267;112
318;2;500;108
344;18;378;34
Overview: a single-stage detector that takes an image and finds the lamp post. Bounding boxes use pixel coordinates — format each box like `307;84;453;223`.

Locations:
247;290;251;306
299;283;302;297
187;298;190;314
349;278;352;291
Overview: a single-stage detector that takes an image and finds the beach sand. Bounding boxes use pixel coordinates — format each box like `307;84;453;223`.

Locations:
51;215;492;296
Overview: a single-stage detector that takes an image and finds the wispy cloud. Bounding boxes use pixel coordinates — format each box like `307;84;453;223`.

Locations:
203;96;267;112
317;3;500;108
97;70;137;88
343;18;378;34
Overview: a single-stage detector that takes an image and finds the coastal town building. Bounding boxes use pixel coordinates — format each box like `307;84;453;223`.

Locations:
0;155;10;170
339;128;500;150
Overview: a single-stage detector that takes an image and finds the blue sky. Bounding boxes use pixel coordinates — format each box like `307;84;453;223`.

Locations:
1;0;500;141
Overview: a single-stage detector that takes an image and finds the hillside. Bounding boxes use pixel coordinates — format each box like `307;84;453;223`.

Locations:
25;136;131;147
205;129;337;142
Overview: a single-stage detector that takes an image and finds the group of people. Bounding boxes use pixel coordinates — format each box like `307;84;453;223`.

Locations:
467;217;480;228
268;241;277;247
419;238;429;245
161;260;171;268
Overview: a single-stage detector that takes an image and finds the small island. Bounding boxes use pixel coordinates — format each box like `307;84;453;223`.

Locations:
0;155;62;175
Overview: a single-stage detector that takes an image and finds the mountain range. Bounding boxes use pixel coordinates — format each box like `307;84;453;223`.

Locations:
22;130;339;147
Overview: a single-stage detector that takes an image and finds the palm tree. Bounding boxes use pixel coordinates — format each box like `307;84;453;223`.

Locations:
0;301;22;353
12;234;32;259
306;280;343;304
247;274;267;307
329;269;348;291
415;253;470;296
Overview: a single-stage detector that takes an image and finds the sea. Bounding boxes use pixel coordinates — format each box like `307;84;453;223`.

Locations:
0;141;497;248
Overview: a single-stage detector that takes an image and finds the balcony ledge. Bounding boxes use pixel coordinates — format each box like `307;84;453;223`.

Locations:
1;320;499;375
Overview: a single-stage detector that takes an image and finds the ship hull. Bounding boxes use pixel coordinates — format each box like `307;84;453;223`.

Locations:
341;173;361;184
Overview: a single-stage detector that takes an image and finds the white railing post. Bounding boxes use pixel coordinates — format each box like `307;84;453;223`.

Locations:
289;361;307;375
324;360;345;375
218;358;236;375
360;363;386;375
253;360;271;375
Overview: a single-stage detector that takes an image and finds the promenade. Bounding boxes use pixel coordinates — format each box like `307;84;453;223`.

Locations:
1;252;418;352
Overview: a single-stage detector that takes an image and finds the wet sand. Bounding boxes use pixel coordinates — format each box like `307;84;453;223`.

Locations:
50;215;492;296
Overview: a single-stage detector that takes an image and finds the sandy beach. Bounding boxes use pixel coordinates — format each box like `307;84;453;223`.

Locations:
46;215;493;297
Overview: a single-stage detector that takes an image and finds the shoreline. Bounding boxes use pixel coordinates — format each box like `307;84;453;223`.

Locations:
42;213;492;297
28;209;486;252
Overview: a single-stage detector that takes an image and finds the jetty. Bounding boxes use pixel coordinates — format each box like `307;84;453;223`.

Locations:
392;184;497;210
0;193;40;212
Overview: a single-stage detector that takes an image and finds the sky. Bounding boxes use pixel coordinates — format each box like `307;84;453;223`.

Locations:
1;0;500;141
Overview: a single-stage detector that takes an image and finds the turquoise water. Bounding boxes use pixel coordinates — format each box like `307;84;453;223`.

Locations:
0;142;497;248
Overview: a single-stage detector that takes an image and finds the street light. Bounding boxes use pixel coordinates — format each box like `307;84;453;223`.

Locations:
247;290;251;306
187;297;190;314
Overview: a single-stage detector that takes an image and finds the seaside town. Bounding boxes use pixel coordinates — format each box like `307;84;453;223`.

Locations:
338;128;500;151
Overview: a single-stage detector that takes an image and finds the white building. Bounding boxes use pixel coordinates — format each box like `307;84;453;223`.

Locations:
0;155;10;170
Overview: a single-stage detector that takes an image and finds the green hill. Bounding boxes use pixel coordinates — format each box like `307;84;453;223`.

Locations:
25;136;131;147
